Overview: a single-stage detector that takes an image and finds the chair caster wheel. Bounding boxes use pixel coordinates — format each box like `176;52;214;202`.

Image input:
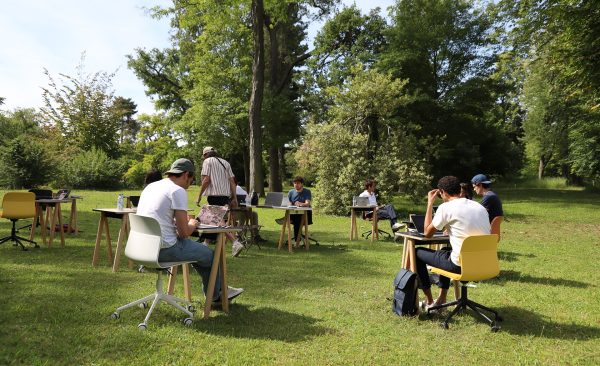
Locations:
491;323;501;332
111;312;120;319
138;302;148;309
138;323;147;330
187;305;195;312
183;317;193;327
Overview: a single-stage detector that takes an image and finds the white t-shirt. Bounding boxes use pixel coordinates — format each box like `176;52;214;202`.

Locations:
432;198;491;266
236;185;248;196
136;179;189;248
359;190;377;206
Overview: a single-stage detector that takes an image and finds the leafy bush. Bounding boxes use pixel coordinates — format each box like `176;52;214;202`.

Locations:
0;136;53;188
54;148;127;189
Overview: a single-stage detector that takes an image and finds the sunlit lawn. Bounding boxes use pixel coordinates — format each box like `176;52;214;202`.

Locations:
0;186;599;365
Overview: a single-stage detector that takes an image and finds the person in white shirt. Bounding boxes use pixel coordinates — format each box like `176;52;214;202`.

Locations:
359;179;403;231
417;175;490;310
234;179;265;242
136;158;243;305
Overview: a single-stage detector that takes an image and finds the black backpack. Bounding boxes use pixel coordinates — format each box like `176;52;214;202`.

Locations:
392;269;418;316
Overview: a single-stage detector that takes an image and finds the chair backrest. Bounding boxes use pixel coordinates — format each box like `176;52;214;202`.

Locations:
459;234;500;282
1;192;36;219
124;214;163;268
28;189;53;200
490;216;503;242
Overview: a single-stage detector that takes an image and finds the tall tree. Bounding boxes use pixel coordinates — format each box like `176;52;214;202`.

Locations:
112;97;139;145
249;0;266;194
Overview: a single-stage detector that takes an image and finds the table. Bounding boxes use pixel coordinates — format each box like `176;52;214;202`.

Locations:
34;198;71;247
167;225;242;319
67;195;83;234
92;208;137;272
269;206;311;252
349;205;379;242
396;231;450;311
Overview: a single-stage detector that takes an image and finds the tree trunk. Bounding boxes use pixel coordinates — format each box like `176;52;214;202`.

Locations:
249;0;265;195
268;145;282;191
538;155;548;179
279;146;286;186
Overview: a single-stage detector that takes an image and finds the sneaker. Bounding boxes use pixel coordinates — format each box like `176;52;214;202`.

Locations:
232;240;244;257
392;222;404;232
275;217;284;225
212;286;245;307
200;240;210;247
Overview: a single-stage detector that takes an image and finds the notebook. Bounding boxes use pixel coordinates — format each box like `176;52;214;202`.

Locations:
56;189;70;200
409;214;446;237
196;205;229;227
263;192;284;207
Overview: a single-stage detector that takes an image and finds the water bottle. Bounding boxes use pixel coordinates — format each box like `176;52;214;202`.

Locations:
117;194;124;210
245;194;251;205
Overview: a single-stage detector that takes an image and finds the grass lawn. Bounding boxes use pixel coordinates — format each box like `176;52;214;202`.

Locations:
1;186;599;365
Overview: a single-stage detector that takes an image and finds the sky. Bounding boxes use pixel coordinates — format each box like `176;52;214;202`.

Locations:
0;0;395;115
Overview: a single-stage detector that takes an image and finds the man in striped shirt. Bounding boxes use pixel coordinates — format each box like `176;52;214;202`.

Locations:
197;146;243;257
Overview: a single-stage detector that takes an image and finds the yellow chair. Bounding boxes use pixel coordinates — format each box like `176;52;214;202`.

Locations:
0;192;38;251
428;234;502;331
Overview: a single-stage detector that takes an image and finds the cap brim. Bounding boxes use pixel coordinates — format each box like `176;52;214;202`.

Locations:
165;169;184;174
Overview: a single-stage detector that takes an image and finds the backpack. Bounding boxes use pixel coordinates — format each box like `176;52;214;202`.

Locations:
392;269;418;316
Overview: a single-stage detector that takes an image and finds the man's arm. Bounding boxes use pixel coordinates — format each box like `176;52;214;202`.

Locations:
174;210;197;238
229;177;238;208
424;189;439;238
196;175;210;205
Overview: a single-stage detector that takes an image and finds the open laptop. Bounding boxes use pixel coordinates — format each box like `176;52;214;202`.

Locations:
353;196;370;207
262;192;284;207
409;214;446;237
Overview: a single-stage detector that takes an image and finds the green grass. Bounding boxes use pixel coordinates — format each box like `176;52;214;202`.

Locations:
1;186;599;365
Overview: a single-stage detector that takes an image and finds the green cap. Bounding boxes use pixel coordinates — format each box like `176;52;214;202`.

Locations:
165;158;195;174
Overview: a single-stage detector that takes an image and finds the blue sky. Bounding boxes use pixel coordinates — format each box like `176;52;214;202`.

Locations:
0;0;394;115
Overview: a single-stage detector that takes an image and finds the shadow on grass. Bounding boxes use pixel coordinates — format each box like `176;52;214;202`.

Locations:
496;306;600;340
498;250;536;262
196;304;333;342
491;270;593;288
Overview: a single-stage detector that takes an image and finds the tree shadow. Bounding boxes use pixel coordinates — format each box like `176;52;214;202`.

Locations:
494;306;600;340
194;304;333;342
490;270;593;288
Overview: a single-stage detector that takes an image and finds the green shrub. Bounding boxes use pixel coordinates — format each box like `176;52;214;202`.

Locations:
54;148;127;189
0;136;52;188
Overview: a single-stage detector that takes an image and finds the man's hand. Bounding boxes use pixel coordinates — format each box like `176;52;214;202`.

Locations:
196;196;202;207
427;189;440;205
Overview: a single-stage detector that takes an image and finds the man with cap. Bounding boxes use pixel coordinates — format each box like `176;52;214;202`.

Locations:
136;158;244;306
471;173;503;223
197;147;244;257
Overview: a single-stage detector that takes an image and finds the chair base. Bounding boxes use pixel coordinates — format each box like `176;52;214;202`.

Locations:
112;270;194;329
362;229;392;240
0;220;38;251
427;283;502;331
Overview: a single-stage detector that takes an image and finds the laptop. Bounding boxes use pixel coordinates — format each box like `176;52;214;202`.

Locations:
353;196;370;207
409;214;446;237
56;189;71;200
263;192;284;207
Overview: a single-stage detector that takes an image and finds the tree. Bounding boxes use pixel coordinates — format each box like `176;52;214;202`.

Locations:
112;96;139;145
40;55;121;158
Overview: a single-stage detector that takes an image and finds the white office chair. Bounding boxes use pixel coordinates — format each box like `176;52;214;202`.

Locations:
111;214;194;330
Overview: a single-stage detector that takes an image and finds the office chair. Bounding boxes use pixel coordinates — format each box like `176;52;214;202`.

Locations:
427;234;502;331
361;209;392;240
0;192;38;251
111;214;194;330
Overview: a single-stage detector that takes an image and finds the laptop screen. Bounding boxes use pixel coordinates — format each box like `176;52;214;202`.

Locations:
410;214;426;234
56;189;70;199
264;192;284;207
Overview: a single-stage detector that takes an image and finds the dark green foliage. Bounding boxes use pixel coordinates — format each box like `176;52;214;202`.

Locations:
0;136;52;189
54;148;127;189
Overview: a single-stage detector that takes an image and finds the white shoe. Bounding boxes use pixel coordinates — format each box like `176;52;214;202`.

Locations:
392;222;403;231
200;240;210;247
232;241;244;257
212;286;244;306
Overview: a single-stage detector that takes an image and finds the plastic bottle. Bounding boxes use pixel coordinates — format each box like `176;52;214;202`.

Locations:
117;193;124;210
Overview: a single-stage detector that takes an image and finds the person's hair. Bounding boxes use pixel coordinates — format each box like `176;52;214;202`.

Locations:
364;179;375;190
460;182;473;200
204;150;217;158
481;182;491;189
144;169;162;186
292;176;304;184
167;171;194;179
437;176;461;196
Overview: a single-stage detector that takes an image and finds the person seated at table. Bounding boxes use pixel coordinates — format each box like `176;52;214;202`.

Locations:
144;168;163;186
287;176;312;241
416;175;490;310
471;173;503;223
136;158;244;305
234;178;266;243
359;179;403;232
459;182;473;200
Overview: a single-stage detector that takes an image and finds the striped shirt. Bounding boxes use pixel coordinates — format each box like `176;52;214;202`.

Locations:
201;157;234;196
